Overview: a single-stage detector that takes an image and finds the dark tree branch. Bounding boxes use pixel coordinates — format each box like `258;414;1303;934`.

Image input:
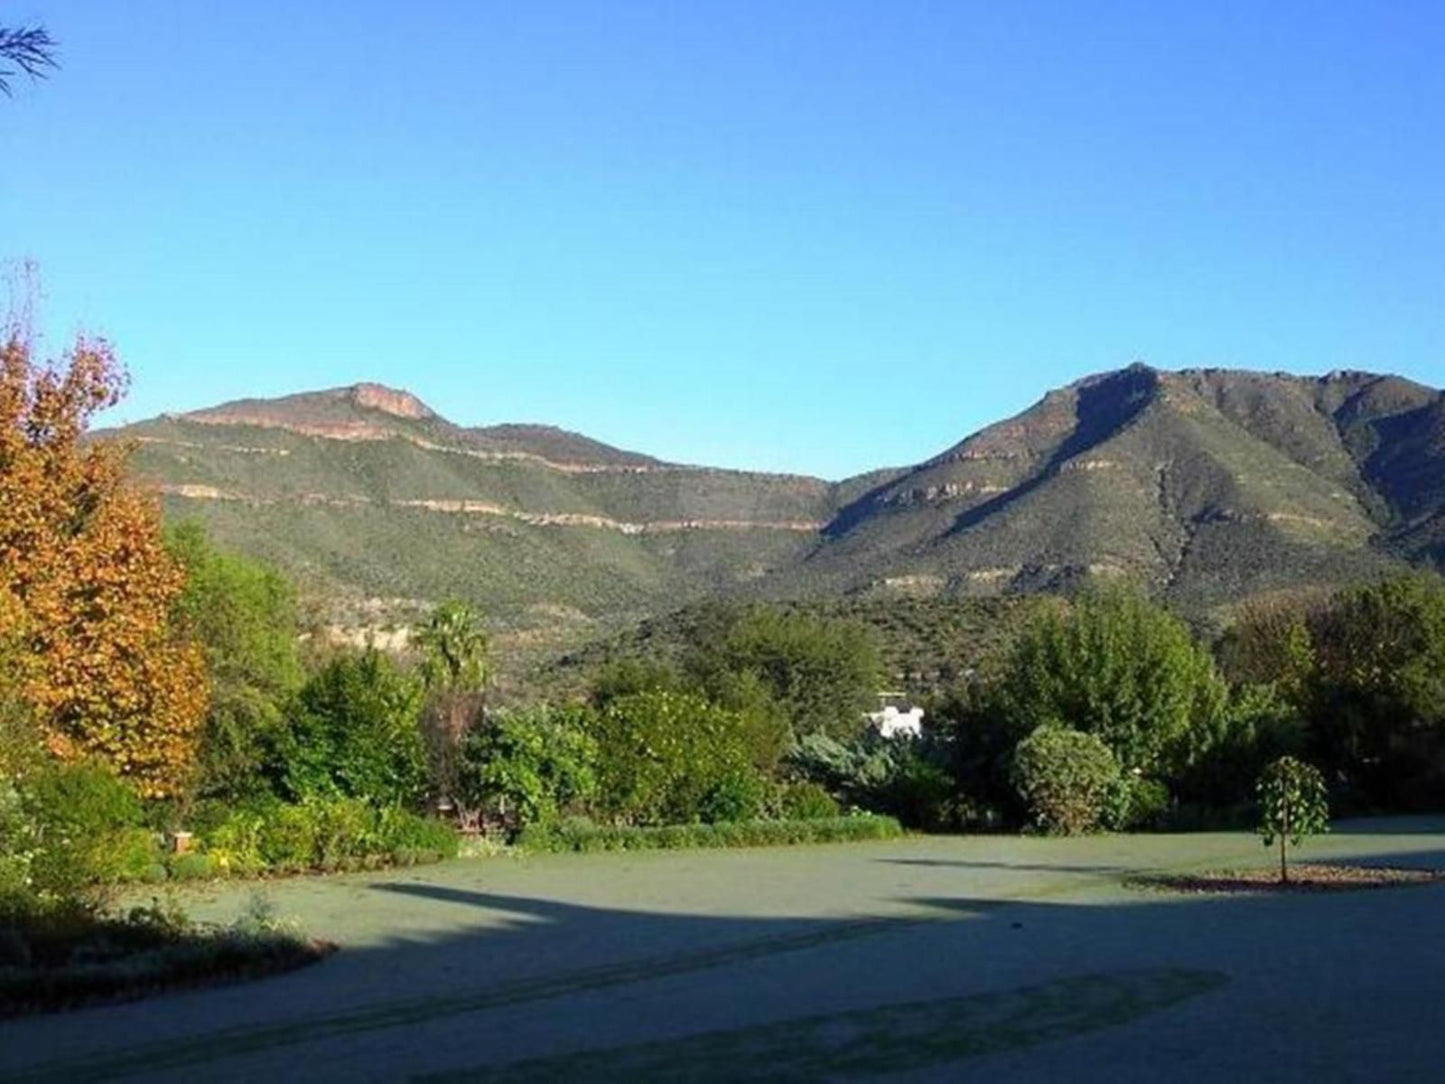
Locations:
0;25;58;97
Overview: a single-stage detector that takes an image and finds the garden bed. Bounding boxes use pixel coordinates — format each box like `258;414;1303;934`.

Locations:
0;902;333;1017
1125;864;1445;895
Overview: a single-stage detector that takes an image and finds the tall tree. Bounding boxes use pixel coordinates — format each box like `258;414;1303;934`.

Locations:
414;601;490;809
685;604;882;741
995;588;1227;777
0;329;207;797
167;522;305;801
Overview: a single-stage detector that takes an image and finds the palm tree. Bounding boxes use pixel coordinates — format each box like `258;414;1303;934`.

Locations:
415;601;490;694
413;602;490;825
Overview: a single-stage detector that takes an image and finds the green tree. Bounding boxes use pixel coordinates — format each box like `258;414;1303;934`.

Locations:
414;601;490;808
587;689;763;826
685;604;882;741
1012;726;1120;836
279;649;426;807
167;522;304;801
1256;756;1329;883
1302;574;1445;810
996;589;1227;776
457;706;597;835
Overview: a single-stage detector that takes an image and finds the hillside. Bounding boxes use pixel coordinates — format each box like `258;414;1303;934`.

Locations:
778;365;1439;609
105;366;1445;662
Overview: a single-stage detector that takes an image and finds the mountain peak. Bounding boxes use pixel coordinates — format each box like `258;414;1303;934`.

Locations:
345;383;435;420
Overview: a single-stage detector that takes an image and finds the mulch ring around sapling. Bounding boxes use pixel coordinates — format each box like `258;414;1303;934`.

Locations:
1124;864;1445;895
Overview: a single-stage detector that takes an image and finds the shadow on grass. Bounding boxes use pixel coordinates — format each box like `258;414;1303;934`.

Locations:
8;856;1445;1083
877;858;1132;874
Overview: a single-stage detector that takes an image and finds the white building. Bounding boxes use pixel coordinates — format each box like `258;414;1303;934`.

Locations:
866;695;924;739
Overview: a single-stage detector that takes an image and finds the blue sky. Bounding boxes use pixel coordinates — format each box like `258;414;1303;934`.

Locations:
3;1;1443;478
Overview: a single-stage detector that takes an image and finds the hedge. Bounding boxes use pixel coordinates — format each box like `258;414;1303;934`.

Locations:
517;814;904;854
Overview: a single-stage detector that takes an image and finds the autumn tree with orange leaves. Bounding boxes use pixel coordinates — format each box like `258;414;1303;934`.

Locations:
0;328;206;797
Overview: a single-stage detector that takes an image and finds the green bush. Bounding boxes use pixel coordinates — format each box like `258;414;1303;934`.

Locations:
308;797;378;869
376;806;460;864
113;828;166;883
258;802;319;871
457;706;597;835
276;649;427;807
204;808;268;877
588;690;766;826
21;762;145;901
1101;776;1172;832
885;756;958;832
697;771;768;824
180;798;456;878
1013;727;1121;835
169;852;219;881
777;782;840;821
519;814;904;854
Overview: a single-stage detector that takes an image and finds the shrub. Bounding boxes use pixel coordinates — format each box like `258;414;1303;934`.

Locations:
0;895;325;1016
683;604;883;741
168;852;218;881
308;797;377;869
1012;727;1120;835
179;798;456;878
21;762;145;901
697;771;767;824
587;690;765;826
884;756;958;832
784;731;908;807
203;808;268;877
1172;683;1306;811
778;782;840;821
277;649;427;807
113;828;166;883
376;806;459;864
1301;574;1445;810
258;803;319;872
520;814;904;854
457;706;597;835
1101;777;1172;832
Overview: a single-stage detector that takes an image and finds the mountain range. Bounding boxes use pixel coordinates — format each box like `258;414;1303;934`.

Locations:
109;364;1445;655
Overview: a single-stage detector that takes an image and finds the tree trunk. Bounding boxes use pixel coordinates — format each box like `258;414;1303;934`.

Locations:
1279;802;1290;884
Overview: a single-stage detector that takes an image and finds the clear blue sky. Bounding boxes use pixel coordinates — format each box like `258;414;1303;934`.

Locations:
4;1;1443;478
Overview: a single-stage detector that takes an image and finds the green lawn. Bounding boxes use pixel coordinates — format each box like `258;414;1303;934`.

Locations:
8;819;1445;1082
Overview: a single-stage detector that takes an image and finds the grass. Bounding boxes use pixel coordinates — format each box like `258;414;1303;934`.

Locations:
417;968;1228;1082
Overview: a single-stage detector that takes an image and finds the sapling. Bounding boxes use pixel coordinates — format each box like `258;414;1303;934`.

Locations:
1256;756;1329;883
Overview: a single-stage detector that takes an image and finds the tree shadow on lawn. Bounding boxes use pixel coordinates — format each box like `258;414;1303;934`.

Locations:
877;858;1133;874
1328;815;1445;837
13;873;1445;1083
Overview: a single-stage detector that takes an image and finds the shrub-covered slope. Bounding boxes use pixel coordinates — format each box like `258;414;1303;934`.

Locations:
106;366;1444;650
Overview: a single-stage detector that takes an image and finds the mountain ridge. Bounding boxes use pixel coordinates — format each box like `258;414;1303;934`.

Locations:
106;364;1445;658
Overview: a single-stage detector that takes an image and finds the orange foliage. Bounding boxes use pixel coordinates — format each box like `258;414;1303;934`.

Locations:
0;331;207;797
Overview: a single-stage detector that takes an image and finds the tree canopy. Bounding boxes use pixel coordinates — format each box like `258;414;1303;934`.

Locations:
0;331;206;797
994;588;1227;776
167;522;305;800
